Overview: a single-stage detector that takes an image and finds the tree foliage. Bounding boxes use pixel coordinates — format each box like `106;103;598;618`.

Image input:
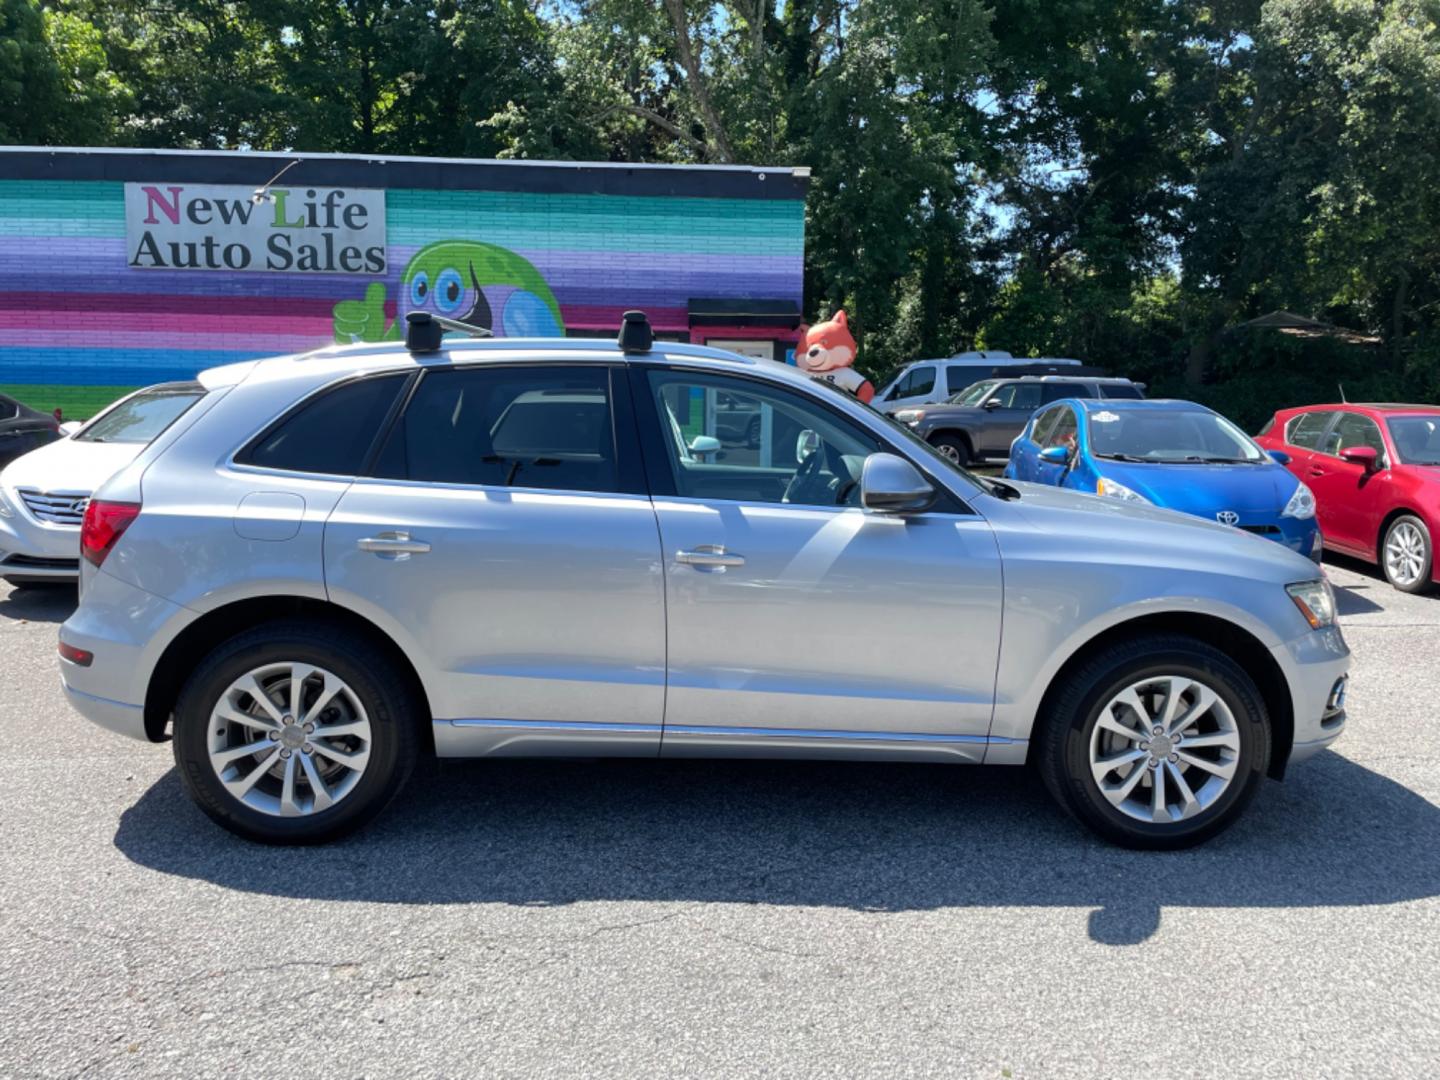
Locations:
9;0;1440;411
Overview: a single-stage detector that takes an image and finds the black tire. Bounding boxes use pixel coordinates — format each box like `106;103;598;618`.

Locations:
1035;635;1270;850
930;432;972;467
1380;514;1434;594
172;620;420;844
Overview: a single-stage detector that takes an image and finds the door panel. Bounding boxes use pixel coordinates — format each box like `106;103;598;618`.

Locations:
1307;412;1391;555
326;483;667;752
325;362;666;756
636;366;1005;758
653;500;1003;755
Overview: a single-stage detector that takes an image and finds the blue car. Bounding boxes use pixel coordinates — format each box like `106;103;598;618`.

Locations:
1004;398;1322;561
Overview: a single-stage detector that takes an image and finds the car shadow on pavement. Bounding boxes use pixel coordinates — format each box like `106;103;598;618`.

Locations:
1332;580;1385;616
114;750;1440;946
0;583;77;624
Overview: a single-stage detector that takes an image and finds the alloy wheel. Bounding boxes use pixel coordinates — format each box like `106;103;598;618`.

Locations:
1088;675;1240;824
206;662;373;818
1385;521;1427;587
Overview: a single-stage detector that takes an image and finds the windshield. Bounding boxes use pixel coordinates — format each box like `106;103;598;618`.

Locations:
948;380;997;405
1086;407;1265;463
75;387;204;444
1387;415;1440;465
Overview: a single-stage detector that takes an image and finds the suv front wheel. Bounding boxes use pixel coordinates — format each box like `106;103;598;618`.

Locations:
1036;636;1270;849
172;621;419;844
929;433;972;467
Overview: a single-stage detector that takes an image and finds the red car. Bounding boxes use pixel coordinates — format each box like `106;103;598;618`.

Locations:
1255;403;1440;592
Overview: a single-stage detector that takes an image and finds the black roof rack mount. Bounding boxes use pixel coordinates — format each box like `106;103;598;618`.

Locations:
618;310;653;354
405;310;493;353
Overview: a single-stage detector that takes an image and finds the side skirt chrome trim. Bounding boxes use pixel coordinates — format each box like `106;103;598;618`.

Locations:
434;718;1026;764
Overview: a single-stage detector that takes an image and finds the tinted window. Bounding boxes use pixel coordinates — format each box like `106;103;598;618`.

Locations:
945;366;986;394
374;366;617;493
908;366;936;396
0;397;18;422
245;374;405;475
1100;383;1144;399
647;371;881;508
1286;411;1333;449
77;387;204;445
1323;412;1388;465
990;383;1043;410
1042;382;1092;403
1387;415;1440;465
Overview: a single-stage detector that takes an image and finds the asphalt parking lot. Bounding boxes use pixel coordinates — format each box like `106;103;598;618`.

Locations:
2;556;1439;1079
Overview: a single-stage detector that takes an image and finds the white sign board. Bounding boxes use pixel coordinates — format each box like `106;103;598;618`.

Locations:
124;183;386;274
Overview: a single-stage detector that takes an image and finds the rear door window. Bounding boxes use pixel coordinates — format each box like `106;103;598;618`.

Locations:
1285;411;1334;450
373;366;622;494
243;374;407;476
1042;382;1092;403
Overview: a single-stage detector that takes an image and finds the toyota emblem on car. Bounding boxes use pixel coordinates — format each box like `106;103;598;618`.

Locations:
1216;510;1240;525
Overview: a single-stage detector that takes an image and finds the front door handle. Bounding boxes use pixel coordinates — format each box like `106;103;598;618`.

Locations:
357;531;431;558
676;545;745;570
1309;466;1325;477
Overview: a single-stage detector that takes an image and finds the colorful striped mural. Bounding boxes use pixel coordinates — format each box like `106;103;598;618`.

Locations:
0;151;807;417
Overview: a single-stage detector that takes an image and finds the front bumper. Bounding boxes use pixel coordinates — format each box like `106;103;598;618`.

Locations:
1270;623;1349;770
0;502;82;579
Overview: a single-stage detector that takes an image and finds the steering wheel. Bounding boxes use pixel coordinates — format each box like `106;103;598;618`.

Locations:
781;443;825;504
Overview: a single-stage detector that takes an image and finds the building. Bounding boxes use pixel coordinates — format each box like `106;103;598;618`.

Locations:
0;148;808;417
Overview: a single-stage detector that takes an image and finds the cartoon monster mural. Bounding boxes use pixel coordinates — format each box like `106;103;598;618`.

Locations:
332;240;565;343
795;309;874;403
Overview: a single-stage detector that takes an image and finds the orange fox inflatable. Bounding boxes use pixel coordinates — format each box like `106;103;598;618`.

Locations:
796;310;874;404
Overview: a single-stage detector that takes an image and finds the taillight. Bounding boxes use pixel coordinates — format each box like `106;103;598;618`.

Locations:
80;499;141;567
58;641;93;666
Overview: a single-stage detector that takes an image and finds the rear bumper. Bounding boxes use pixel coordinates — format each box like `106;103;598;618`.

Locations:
59;568;196;741
1270;623;1349;771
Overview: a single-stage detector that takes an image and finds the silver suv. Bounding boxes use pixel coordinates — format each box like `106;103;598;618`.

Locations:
59;317;1349;848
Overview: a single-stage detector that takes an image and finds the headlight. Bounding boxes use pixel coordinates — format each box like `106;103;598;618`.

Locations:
1096;476;1150;503
1281;481;1316;519
893;409;925;425
1286;579;1336;630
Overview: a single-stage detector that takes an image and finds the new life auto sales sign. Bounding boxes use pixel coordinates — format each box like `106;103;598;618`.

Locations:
124;183;387;274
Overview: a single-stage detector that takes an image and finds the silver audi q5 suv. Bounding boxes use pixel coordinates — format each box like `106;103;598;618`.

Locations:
59;313;1349;848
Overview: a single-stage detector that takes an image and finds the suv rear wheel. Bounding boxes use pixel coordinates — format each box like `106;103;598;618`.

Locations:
172;621;419;844
1036;635;1270;849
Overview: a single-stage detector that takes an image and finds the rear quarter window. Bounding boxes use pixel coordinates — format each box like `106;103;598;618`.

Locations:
1100;384;1144;399
239;373;408;476
1285;411;1333;450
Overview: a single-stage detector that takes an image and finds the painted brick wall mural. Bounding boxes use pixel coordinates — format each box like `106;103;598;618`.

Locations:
0;149;808;418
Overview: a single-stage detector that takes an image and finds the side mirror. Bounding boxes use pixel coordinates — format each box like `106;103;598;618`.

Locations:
58;421;82;437
689;435;722;459
1039;445;1070;465
861;453;936;514
982;398;1002;410
1267;449;1291;466
1340;446;1379;471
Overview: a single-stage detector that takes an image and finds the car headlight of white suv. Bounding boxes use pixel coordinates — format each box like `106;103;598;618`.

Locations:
1281;481;1316;519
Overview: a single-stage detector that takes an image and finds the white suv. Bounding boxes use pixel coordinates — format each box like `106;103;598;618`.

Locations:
58;315;1348;849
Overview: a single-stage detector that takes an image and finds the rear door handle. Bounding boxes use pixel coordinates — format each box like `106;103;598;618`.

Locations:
357;531;431;558
676;545;745;570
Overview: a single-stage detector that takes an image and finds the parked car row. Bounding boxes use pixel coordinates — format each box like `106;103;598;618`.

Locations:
991;393;1439;594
